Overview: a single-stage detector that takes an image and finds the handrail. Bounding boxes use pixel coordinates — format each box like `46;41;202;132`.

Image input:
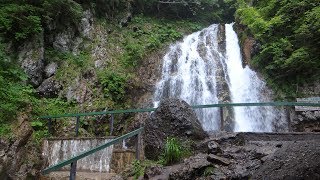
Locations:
39;108;157;119
42;127;144;175
39;102;320;119
192;102;320;108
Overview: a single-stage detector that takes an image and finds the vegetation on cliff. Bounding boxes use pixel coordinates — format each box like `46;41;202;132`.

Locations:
0;0;236;137
236;0;320;97
0;0;319;136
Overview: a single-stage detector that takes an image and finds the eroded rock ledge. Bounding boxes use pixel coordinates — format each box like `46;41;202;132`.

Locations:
146;132;320;180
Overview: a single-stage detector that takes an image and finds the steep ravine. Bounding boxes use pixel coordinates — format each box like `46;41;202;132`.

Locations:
1;5;319;179
0;9;199;179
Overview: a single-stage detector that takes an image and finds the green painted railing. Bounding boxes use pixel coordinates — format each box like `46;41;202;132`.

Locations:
40;101;320;179
39;102;320;119
42;127;143;175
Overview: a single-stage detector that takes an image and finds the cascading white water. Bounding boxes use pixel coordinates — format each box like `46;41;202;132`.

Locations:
224;24;285;132
153;23;286;132
42;139;113;172
154;24;222;131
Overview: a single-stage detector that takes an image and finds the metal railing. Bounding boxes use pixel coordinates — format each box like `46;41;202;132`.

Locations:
39;102;320;135
39;102;320;120
42;127;143;179
39;101;320;179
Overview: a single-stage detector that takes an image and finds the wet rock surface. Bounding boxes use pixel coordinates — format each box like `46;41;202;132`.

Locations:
151;132;320;179
293;110;320;132
252;141;320;180
169;153;211;180
144;98;207;160
144;165;163;179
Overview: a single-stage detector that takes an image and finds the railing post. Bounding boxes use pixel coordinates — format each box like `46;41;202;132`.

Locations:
75;116;80;137
70;161;77;180
70;116;80;180
135;125;142;160
220;107;224;131
48;118;52;136
110;114;114;136
286;107;292;132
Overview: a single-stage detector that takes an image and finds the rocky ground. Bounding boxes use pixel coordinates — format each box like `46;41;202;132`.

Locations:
144;132;320;180
142;99;320;180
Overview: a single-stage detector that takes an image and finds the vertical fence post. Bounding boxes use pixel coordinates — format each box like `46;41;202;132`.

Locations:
48;118;52;136
75;116;80;137
70;116;80;180
110;114;114;136
135;125;141;160
220;107;224;131
286;107;292;132
69;161;77;180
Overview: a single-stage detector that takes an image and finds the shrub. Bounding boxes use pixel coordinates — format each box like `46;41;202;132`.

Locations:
160;137;183;165
0;123;12;139
132;160;144;180
121;41;144;68
98;71;128;102
43;0;83;30
203;165;215;176
0;43;35;121
0;3;42;42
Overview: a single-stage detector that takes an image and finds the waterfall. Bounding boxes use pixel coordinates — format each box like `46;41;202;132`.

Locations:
153;23;286;132
224;24;285;132
42;138;114;172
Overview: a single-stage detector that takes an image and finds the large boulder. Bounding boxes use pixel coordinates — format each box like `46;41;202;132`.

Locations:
144;98;207;160
36;77;61;98
44;62;58;78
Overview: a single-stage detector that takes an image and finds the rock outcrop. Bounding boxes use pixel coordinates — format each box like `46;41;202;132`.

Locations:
36;77;61;98
144;98;207;160
0;109;42;179
18;38;45;87
44;62;58;78
145;132;320;179
293;110;320;132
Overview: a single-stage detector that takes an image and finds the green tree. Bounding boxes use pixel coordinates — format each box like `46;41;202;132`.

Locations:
0;3;42;42
236;0;320;95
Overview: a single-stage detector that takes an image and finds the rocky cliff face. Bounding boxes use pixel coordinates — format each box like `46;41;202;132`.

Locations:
234;23;261;67
293;110;320;132
0;108;42;179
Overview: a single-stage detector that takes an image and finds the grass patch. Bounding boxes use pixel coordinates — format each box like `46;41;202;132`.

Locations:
158;137;192;165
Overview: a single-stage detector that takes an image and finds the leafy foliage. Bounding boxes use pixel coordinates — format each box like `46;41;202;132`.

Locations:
0;123;12;138
136;0;237;23
132;160;144;180
0;3;42;42
203;165;215;176
0;43;35;122
43;0;83;29
159;137;184;165
98;71;128;102
0;0;83;44
236;0;320;96
34;98;77;116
